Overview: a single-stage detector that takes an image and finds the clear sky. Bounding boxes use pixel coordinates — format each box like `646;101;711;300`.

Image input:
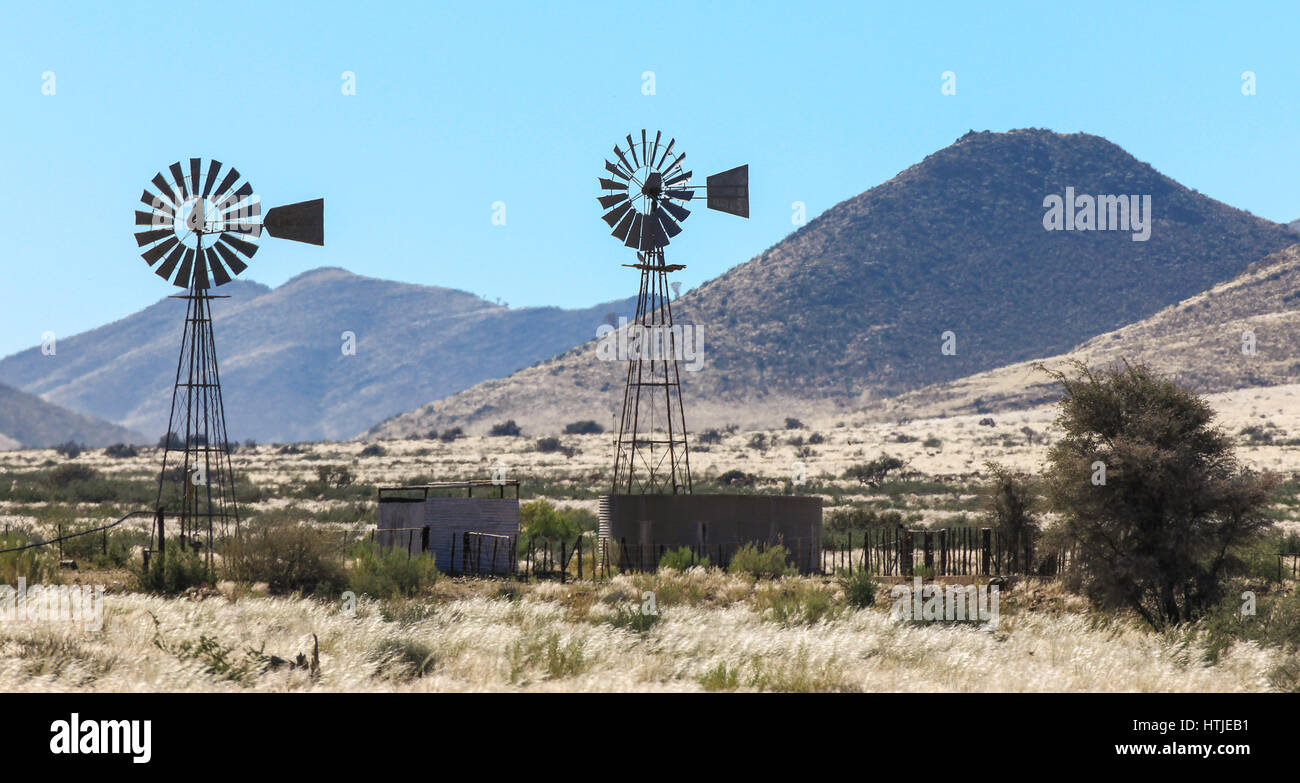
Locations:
1;1;1297;358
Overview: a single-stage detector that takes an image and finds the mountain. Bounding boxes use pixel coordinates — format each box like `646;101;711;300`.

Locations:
0;269;634;443
0;382;145;449
1289;218;1300;233
367;128;1299;438
873;241;1300;420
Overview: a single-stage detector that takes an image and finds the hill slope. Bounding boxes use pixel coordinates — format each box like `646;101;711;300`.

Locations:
0;270;634;443
874;241;1300;420
368;128;1298;438
0;382;145;448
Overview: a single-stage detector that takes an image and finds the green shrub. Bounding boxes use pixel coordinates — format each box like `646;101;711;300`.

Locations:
727;542;794;579
55;441;84;459
104;443;139;459
716;469;756;487
517;499;593;550
698;661;741;691
754;581;839;624
439;427;464;442
658;546;709;571
843;455;905;486
838;568;878;608
563;420;604;435
371;637;438;680
348;542;439;599
489;420;522;437
0;532;60;584
223;520;347;595
359;444;386;457
606;603;661;634
138;547;211;594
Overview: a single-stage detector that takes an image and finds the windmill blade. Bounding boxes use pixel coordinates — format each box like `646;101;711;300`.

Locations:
616;210;642;244
205;247;231;286
221;199;261;232
173;248;196;288
626;135;639;168
665;189;694;201
155;243;186;282
611;209;636;242
602;201;633;228
598;177;627;191
135;210;168;227
169;162;189;200
605;159;630;181
613;146;634;175
189;159;202;196
213;167;241;199
655;209;682;238
191;248;210;289
214;240;248;275
649;131;662;169
142;236;179;266
651;215;670;248
598;193;628;210
664;152;685;175
263;198;324;245
665;170;692;187
656;138;675;169
706;164;749;218
218;181;254;212
141;189;176;218
134;228;172;247
640;130;647;164
202;160;223;197
219;232;260;259
151;174;179;207
639;214;658;251
622;214;643;248
661;199;690;223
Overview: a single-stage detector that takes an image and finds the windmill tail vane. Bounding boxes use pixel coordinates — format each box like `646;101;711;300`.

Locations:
133;158;323;569
597;130;748;495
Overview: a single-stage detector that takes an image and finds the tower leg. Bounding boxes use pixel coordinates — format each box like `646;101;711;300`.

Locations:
612;248;692;494
155;286;241;571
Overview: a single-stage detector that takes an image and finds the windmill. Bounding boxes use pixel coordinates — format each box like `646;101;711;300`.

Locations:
598;130;748;494
134;158;323;566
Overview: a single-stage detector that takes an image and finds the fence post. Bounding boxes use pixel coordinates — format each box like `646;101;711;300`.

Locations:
981;528;992;575
923;531;934;573
462;532;470;575
577;537;583;580
560;542;567;584
157;510;166;569
902;530;914;577
938;529;947;576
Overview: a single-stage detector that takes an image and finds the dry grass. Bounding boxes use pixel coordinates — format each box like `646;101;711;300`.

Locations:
0;571;1286;692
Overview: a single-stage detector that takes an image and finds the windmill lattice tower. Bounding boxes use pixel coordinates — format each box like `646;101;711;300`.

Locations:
134;159;323;566
598;131;747;494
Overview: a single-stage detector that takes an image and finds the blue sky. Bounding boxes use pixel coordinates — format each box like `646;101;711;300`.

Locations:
1;1;1297;358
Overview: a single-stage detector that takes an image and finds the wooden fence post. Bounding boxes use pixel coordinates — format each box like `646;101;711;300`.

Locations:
923;531;934;573
981;528;992;575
